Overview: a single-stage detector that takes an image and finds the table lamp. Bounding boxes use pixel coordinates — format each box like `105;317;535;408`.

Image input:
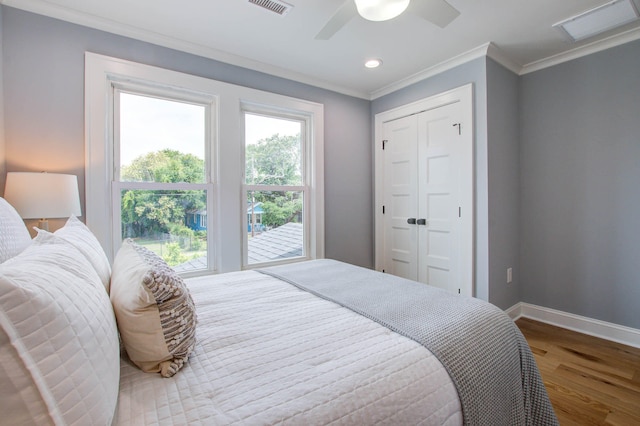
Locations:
4;172;82;231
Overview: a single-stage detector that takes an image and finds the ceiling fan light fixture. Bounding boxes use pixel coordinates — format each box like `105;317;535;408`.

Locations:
355;0;411;22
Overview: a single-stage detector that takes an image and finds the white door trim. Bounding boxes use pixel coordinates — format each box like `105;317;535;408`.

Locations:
374;84;474;295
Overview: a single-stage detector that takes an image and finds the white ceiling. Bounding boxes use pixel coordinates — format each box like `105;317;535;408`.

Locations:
3;0;640;99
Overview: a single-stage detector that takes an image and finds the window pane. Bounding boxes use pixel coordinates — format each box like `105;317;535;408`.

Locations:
247;190;303;264
120;93;206;183
121;189;208;272
245;114;302;186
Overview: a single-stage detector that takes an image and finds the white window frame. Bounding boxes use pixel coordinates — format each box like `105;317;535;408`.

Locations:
112;85;216;275
85;53;324;274
241;106;312;267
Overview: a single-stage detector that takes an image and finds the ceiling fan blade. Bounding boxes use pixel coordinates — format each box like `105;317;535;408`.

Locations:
410;0;460;28
315;0;358;40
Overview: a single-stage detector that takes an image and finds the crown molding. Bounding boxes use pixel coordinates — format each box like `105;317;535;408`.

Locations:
521;26;640;74
375;25;640;98
369;43;492;100
0;0;371;100
3;0;639;99
485;43;523;75
369;42;527;100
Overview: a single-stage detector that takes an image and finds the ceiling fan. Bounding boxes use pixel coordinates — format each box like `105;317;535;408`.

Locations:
315;0;460;40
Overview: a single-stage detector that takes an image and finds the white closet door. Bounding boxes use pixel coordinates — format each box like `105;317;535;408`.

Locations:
381;99;470;295
376;84;473;296
382;114;419;280
417;102;462;294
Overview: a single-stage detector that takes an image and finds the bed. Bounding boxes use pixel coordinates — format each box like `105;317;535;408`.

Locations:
0;197;558;425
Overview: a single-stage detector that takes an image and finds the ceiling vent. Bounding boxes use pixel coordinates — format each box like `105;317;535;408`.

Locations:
553;0;640;42
248;0;294;16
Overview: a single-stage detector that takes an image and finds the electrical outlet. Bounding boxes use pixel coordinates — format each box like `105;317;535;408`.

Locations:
507;267;513;284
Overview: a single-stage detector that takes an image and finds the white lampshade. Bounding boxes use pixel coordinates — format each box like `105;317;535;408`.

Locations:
355;0;410;21
4;172;82;226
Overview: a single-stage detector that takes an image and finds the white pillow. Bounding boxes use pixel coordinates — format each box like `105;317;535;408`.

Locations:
54;215;112;292
0;197;31;263
0;327;50;424
0;231;120;425
110;239;196;377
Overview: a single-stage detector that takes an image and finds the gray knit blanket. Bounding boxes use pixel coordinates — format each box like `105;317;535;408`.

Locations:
258;259;558;426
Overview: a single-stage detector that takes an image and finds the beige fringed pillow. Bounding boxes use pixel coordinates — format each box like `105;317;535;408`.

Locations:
110;239;197;377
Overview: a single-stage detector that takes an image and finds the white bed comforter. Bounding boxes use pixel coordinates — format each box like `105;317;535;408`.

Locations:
115;270;462;425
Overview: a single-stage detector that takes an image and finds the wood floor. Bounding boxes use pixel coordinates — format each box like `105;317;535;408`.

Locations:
516;318;640;426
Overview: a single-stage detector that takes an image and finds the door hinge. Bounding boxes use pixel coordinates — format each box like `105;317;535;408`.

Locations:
382;205;386;214
382;139;388;150
458;289;461;294
459;206;461;217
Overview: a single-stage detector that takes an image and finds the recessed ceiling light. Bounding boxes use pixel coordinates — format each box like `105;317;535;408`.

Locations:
553;0;640;42
365;58;383;68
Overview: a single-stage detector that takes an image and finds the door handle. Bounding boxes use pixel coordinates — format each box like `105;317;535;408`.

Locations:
407;218;417;225
417;218;427;225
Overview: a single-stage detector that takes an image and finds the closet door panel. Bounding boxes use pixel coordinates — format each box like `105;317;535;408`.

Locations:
382;114;419;280
417;102;461;293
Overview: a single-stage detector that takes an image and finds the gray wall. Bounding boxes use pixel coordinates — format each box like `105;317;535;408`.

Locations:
1;7;373;268
3;6;639;328
486;58;521;310
372;58;492;303
520;40;640;329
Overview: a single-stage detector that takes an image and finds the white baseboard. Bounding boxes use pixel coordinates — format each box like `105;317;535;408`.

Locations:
505;302;640;349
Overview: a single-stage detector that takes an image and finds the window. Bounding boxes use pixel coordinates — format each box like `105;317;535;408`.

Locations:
115;90;213;273
85;53;324;274
244;112;305;266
